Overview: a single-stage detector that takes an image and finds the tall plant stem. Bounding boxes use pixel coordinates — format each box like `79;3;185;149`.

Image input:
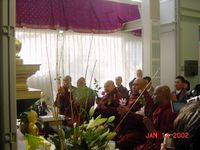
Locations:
85;36;94;79
89;60;97;88
69;91;74;124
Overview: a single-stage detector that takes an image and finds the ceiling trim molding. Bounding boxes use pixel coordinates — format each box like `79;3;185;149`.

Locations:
106;0;141;6
122;19;142;31
160;22;176;33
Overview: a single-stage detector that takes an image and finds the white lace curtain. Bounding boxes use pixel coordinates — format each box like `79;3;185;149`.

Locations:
15;28;142;101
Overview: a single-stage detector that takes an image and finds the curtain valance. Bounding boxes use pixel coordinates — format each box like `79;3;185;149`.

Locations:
16;0;140;33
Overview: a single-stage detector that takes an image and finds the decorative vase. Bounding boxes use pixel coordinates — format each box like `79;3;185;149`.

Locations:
15;38;23;65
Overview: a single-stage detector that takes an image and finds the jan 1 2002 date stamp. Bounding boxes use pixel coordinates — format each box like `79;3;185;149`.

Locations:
146;132;189;139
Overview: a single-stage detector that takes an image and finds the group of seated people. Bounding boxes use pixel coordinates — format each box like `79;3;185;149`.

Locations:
54;69;200;150
54;76;96;125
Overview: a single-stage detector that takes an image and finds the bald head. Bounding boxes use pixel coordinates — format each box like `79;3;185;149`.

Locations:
153;85;171;105
115;76;123;87
63;75;72;87
104;80;116;93
132;78;146;94
136;69;143;78
77;77;86;87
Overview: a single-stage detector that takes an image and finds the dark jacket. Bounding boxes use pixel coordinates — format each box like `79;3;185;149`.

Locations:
129;78;136;90
172;89;187;102
117;85;129;100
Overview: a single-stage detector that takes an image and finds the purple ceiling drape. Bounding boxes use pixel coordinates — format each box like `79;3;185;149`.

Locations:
16;0;141;34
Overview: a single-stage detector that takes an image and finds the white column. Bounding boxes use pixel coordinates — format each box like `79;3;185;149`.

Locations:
160;0;176;90
141;0;160;86
141;0;151;76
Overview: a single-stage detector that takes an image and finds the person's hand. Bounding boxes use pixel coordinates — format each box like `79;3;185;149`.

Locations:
160;143;167;150
117;106;129;114
143;116;155;132
96;99;106;108
96;99;101;105
171;93;177;101
96;98;101;105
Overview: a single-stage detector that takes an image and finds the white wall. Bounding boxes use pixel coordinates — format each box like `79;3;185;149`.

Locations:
179;0;200;88
160;0;175;24
159;0;200;89
180;0;200;11
160;24;176;90
144;0;200;89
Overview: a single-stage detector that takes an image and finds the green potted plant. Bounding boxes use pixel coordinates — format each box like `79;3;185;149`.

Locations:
50;106;117;150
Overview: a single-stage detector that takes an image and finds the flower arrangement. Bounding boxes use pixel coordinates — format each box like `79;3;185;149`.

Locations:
49;106;116;150
49;79;116;150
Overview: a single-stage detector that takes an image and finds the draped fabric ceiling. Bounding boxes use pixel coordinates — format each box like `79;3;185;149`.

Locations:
16;0;141;34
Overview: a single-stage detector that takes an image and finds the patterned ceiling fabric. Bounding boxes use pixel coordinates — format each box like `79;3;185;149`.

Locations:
16;0;140;33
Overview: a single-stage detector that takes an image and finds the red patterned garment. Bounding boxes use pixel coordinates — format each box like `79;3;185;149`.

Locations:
94;88;124;122
127;90;154;117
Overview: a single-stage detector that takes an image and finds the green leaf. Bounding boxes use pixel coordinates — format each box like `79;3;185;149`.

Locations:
95;115;102;121
107;116;115;123
87;118;107;129
89;106;95;117
95;125;106;134
106;132;117;140
98;128;109;140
